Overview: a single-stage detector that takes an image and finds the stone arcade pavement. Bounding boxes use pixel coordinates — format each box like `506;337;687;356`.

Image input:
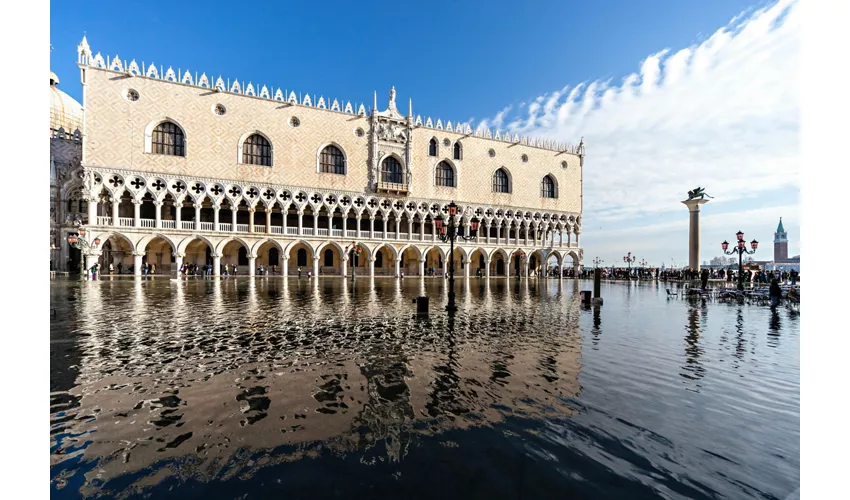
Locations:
80;226;583;279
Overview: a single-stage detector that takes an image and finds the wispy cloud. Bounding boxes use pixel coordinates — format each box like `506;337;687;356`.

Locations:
481;0;800;265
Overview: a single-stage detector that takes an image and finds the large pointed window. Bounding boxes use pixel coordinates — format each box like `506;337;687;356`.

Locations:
242;134;272;166
453;141;462;160
541;175;557;198
381;157;403;184
429;138;438;157
151;121;185;156
493;168;510;193
319;145;345;174
435;161;455;187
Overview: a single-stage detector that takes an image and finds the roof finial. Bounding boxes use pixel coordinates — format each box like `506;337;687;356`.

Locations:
373;90;377;116
408;97;412;118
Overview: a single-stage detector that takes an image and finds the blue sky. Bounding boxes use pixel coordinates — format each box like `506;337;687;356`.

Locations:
50;0;800;268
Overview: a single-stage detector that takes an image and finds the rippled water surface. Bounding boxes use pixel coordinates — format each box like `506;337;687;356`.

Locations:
50;277;799;499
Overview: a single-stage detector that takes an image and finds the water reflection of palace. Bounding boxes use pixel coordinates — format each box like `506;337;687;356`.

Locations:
51;278;583;496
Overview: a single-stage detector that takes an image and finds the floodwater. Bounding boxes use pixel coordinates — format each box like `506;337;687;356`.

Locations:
50;277;799;499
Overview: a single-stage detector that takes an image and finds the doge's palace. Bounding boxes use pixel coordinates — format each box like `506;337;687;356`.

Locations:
62;36;584;277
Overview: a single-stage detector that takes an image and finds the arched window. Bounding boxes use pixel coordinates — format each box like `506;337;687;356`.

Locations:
242;134;271;166
453;142;462;160
151;121;185;156
429;138;438;157
297;249;307;267
541;175;557;198
319;145;345;174
381;157;403;184
376;251;383;268
324;249;334;267
435;161;455;187
493;168;510;193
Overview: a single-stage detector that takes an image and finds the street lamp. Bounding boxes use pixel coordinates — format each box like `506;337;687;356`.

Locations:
343;242;362;280
435;201;479;313
593;257;603;267
722;230;758;291
66;224;101;279
623;252;636;280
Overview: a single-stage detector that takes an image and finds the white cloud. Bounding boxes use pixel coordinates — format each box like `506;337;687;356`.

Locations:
480;0;800;266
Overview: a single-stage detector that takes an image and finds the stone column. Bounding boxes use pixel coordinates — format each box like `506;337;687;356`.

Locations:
559;229;564;247
213;204;220;231
418;257;425;277
485;223;491;245
383;220;388;240
394;257;401;277
408;218;413;241
682;198;709;271
84;252;100;277
155;201;163;229
231;206;238;232
133;199;141;227
485;258;491;278
574;229;581;248
523;259;530;277
212;254;221;276
369;257;375;277
313;255;320;277
369;216;375;239
356;215;362;239
432;220;437;242
176;200;182;227
265;208;272;234
463;258;470;278
298;212;304;235
281;256;290;277
313;213;318;235
248;208;255;233
112;200;120;227
87;195;98;225
133;252;144;276
174;252;184;275
420;219;425;241
194;203;202;231
341;257;348;278
248;255;256;276
282;209;288;234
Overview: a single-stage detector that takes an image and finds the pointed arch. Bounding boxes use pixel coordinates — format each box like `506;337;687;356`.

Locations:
176;234;216;255
135;233;178;254
428;137;438;157
453;141;463;160
213;235;252;256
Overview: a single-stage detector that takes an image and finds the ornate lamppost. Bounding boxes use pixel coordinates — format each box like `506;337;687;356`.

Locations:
722;230;758;291
435;201;480;313
638;258;648;279
67;225;101;279
593;257;603;267
344;242;362;280
623;252;636;280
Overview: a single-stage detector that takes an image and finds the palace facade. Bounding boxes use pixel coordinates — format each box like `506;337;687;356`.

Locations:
58;36;584;277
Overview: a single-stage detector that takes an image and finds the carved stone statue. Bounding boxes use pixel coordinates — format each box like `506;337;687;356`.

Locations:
687;187;713;200
388;86;397;112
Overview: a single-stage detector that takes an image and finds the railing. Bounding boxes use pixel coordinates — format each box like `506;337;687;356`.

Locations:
140;218;155;228
286;227;298;235
161;220;175;229
387;232;396;239
413;234;421;241
97;216;112;225
346;230;357;238
271;226;283;234
181;221;195;230
377;181;409;194
200;222;215;231
219;223;232;232
254;225;265;233
119;217;134;227
317;229;329;236
331;229;343;237
236;224;249;232
303;228;314;236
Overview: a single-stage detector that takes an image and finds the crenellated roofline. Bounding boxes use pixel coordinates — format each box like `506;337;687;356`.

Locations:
76;36;586;157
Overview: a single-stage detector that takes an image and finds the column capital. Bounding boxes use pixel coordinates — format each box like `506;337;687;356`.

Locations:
154;200;164;206
211;253;223;259
194;202;203;209
131;199;142;205
132;251;146;257
248;253;258;259
173;252;185;258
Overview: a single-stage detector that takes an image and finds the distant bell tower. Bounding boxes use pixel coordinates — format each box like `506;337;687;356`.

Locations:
774;217;788;261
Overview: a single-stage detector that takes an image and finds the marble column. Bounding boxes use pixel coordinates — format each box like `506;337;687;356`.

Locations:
231;206;238;232
369;216;375;239
248;255;256;276
155;201;163;229
248;208;255;233
174;252;184;275
682;198;709;271
394;257;401;277
212;254;221;276
485;258;491;278
133;199;141;227
418;258;425;277
341;257;348;278
369;257;375;277
213;204;220;231
313;255;320;277
133;252;144;276
112;200;120;227
463;258;470;278
87;195;98;225
298;212;304;235
194;203;202;231
265;208;272;234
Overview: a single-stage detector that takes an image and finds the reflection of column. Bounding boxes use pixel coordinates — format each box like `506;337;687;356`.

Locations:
681;198;709;271
313;255;320;277
133;252;143;276
212;253;221;276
